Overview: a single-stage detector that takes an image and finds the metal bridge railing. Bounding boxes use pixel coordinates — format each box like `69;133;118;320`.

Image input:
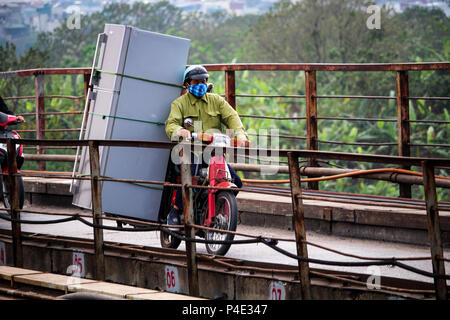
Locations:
0;138;448;299
0;63;449;199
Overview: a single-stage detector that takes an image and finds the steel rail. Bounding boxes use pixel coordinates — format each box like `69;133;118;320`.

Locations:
1;63;449;78
408;119;450;124
240;114;307;120
203;62;450;72
314;95;396;100
408;96;450;101
317;116;397;122
19;111;84;116
2;95;83;101
236;94;306;98
16;128;83;133
410;143;450;147
0;67;90;78
318;139;397;146
247;132;307;140
23;146;78;150
0;136;445;177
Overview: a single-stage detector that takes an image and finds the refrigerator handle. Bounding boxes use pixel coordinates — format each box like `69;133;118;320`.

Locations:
92;33;108;86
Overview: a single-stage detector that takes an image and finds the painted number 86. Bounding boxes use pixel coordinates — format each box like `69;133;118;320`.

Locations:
166;270;176;288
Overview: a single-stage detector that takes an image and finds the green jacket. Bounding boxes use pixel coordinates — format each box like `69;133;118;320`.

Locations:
165;92;248;141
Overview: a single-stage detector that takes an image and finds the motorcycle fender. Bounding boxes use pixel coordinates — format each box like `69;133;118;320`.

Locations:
215;181;237;190
206;181;237;226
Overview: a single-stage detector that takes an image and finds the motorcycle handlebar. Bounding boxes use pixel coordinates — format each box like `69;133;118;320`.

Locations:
189;132;250;147
0;113;21;128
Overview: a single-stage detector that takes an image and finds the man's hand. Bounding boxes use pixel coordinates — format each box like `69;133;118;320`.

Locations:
17;116;25;123
178;128;191;140
237;139;250;148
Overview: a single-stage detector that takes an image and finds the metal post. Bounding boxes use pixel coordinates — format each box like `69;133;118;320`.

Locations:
83;73;91;126
305;71;318;190
422;160;447;300
34;73;46;171
287;152;312;300
83;73;90;99
6;139;22;267
180;146;199;297
396;71;411;198
225;70;236;109
88;140;105;281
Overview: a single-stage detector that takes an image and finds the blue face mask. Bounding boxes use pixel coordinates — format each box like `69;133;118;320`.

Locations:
189;83;208;98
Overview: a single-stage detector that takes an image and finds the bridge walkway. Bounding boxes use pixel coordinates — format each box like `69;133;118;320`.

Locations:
0;265;204;300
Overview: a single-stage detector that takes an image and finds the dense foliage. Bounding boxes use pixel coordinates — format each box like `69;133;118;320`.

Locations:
0;0;448;199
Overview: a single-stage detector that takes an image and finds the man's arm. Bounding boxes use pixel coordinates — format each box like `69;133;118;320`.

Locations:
0;96;14;115
0;96;24;122
165;102;186;141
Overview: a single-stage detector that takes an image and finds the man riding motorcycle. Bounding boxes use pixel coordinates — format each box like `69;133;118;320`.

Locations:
164;65;249;226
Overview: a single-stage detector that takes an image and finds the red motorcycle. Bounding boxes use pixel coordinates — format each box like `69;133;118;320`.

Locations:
0;112;24;209
159;132;248;256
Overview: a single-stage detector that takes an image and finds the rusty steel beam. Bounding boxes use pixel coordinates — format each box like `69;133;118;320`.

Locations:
6;139;22;268
24;154;79;162
203;62;450;72
88;140;105;281
0;138;447;167
422;161;448;300
0;63;448;80
396;71;412;198
287;152;312;300
180;153;200;297
285;150;450;167
230;163;450;189
83;73;92;127
305;70;319;191
34;73;46;171
225;70;236;109
0;68;90;79
0;230;437;300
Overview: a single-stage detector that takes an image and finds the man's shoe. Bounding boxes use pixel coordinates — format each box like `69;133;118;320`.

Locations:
167;207;181;230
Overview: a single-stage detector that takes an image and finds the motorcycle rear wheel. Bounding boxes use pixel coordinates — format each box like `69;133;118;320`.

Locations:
160;228;182;249
1;175;24;209
205;191;238;256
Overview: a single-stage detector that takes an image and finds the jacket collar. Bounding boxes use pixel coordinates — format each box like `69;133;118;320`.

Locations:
187;92;208;105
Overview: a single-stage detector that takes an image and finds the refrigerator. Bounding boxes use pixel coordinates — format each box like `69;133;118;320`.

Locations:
71;24;190;221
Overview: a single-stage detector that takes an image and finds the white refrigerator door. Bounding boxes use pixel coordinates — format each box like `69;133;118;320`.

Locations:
73;24;131;209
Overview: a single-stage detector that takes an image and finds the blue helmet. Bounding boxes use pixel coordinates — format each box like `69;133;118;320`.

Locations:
183;65;209;84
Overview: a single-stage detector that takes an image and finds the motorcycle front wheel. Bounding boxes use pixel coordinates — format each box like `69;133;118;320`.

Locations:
205;191;238;256
1;174;24;209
